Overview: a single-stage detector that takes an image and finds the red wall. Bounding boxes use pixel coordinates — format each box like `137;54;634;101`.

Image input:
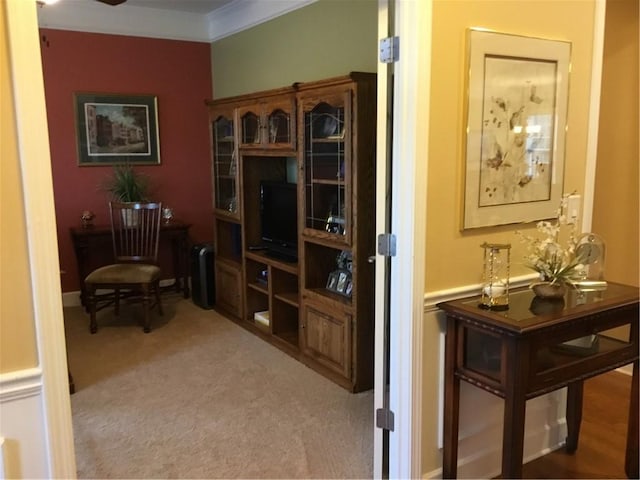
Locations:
40;29;213;292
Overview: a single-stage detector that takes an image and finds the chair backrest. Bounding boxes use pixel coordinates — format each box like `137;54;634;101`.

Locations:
109;202;162;263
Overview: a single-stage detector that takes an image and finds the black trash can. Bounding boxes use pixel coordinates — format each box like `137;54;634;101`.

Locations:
191;243;215;309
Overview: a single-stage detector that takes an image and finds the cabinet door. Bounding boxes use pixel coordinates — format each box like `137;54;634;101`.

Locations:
264;97;296;149
211;112;239;218
238;96;296;149
299;89;352;245
215;261;242;318
301;303;351;379
238;105;261;147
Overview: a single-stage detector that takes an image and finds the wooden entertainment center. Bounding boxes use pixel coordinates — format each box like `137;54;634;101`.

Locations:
206;73;376;392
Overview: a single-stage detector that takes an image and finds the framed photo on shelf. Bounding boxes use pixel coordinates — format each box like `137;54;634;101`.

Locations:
326;271;339;291
326;269;352;298
462;29;571;229
74;93;160;166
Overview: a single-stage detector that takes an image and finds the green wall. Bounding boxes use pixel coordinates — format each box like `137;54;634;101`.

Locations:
210;0;378;98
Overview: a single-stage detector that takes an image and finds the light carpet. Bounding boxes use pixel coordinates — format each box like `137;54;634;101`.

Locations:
65;294;373;479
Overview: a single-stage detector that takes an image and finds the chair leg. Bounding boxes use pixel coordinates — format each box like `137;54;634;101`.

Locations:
114;287;120;316
87;285;98;334
155;281;163;316
142;285;151;333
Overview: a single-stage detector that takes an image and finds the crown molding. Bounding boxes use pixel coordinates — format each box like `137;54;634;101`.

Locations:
207;0;317;42
36;0;317;43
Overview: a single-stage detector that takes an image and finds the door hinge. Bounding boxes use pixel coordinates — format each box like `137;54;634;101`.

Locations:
379;36;399;63
376;407;395;431
377;233;396;257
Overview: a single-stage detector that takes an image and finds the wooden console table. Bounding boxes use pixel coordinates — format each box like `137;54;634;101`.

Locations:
70;221;191;306
437;282;639;479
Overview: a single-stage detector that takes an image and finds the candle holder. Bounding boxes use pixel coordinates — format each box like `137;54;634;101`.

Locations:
162;207;174;224
81;210;95;228
480;242;510;310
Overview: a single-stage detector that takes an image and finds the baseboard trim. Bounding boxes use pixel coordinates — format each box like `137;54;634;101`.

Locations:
422;419;566;479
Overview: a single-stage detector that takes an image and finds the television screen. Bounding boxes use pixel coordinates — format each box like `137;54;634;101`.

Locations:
260;181;298;261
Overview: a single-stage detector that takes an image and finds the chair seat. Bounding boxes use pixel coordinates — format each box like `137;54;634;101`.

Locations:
85;263;161;285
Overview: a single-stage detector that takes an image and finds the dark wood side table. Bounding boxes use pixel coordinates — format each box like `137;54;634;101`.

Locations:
70;221;191;306
437;282;639;479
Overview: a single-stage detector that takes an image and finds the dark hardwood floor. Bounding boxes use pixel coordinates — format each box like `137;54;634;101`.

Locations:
521;370;634;479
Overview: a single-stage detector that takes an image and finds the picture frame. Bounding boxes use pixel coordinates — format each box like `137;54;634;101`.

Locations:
74;93;161;166
326;269;352;298
336;271;348;293
462;29;571;229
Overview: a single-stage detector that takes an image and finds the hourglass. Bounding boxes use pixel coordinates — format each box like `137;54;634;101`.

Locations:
480;242;511;310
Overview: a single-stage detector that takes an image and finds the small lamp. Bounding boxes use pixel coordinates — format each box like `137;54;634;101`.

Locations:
480;242;510;310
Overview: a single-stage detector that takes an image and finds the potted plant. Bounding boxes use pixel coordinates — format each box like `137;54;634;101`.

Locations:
103;164;151;226
103;163;150;202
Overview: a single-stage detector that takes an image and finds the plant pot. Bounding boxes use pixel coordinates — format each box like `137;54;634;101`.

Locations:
121;208;140;227
530;281;567;299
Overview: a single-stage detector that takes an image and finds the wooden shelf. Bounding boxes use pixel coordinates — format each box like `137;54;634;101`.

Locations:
274;292;299;308
273;331;299;349
247;282;268;295
245;250;298;275
305;287;352;307
311;136;345;143
308;178;345;186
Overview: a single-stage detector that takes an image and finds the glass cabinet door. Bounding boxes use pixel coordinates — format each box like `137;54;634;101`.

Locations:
267;108;292;145
212;115;239;217
264;96;295;148
301;95;351;244
238;96;295;149
239;109;260;147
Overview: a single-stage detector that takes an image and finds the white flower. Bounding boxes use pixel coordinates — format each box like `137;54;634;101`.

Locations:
515;195;586;285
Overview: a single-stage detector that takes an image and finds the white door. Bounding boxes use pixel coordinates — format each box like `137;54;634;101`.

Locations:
374;0;431;478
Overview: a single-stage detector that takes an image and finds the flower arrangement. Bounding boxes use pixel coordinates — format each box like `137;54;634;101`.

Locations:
516;195;586;286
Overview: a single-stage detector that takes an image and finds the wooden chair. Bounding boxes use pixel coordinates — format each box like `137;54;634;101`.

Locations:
85;202;163;333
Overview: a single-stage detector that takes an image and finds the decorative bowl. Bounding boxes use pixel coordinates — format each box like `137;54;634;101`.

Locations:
530;281;567;299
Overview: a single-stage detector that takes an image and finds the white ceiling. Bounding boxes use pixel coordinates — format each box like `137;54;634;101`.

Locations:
123;0;235;15
38;0;316;42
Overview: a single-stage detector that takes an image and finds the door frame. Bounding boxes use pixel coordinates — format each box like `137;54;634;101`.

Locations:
374;0;431;478
3;1;76;477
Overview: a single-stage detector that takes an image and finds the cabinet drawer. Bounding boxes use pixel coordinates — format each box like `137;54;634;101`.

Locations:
215;261;242;318
301;304;351;379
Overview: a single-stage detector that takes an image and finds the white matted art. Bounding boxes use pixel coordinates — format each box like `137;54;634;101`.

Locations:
463;29;571;229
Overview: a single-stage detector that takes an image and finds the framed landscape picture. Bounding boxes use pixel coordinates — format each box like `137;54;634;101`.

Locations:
74;93;160;165
462;29;571;229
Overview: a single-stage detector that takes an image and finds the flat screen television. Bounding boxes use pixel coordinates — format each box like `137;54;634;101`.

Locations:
260;181;298;262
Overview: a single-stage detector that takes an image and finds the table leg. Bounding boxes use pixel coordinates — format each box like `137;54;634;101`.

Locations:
565;380;584;453
442;321;460;479
180;232;190;298
169;233;190;298
73;237;90;309
171;234;182;294
625;359;638;479
502;339;529;479
502;392;526;478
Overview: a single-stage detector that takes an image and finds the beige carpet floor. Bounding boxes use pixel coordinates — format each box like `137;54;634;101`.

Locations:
65;294;373;479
